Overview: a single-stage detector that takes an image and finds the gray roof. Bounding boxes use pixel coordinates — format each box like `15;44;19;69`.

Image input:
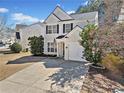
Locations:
16;24;28;31
70;11;98;20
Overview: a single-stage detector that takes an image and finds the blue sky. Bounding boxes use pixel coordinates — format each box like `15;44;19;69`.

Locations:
0;0;88;27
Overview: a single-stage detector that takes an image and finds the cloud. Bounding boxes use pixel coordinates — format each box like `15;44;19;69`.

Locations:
12;13;39;24
67;10;75;14
40;19;44;22
0;8;9;13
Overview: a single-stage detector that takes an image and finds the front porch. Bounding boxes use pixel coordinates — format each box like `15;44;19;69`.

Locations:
55;36;65;58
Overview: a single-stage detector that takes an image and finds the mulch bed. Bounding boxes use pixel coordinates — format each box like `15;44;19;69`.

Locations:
81;67;124;93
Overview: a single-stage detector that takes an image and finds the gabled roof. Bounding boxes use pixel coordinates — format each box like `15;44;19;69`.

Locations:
56;35;65;39
64;25;82;37
44;6;74;23
17;22;44;31
56;25;82;40
16;24;28;31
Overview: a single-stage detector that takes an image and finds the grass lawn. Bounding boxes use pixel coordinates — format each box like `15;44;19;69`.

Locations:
0;52;34;81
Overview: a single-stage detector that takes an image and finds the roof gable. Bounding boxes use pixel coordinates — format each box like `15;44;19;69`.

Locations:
65;26;82;38
44;6;73;23
63;26;82;42
44;13;60;23
53;6;73;20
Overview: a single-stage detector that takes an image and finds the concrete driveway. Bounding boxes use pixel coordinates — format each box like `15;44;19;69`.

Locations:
0;58;88;93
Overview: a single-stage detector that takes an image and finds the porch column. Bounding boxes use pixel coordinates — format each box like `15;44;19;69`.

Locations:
56;42;59;57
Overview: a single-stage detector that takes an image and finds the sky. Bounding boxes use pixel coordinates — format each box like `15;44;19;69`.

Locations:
0;0;88;27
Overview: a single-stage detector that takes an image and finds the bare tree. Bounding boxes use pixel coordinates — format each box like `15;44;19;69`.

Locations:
0;16;7;32
99;0;123;26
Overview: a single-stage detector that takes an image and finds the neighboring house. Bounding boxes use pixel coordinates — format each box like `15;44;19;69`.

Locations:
16;24;28;43
98;0;124;26
16;23;45;49
118;4;124;23
16;6;98;61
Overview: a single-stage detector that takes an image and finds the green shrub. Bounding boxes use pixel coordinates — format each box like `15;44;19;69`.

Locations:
28;35;44;56
80;24;102;65
10;43;22;53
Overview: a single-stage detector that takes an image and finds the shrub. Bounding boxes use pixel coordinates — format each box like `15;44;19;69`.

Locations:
102;53;124;76
10;43;22;53
80;24;102;65
28;35;44;56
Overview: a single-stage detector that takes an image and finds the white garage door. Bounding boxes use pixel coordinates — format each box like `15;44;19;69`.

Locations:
68;42;85;61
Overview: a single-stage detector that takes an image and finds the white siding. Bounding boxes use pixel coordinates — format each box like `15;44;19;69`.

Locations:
45;14;60;23
64;27;85;61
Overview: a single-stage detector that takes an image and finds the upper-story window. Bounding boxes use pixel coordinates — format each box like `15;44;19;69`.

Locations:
63;23;73;33
46;25;59;34
47;26;52;34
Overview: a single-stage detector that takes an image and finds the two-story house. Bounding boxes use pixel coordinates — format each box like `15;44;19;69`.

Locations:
16;6;98;61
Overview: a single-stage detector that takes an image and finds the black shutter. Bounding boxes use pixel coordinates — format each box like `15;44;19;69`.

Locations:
71;23;73;30
57;24;59;34
47;43;50;52
63;24;65;33
46;25;48;34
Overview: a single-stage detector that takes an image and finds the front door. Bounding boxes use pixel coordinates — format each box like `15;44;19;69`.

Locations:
58;42;64;57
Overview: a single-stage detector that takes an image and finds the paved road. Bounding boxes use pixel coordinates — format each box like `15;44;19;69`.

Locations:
0;58;88;93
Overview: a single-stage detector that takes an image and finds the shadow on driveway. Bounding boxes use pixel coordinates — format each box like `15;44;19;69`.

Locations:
6;56;46;64
43;58;88;87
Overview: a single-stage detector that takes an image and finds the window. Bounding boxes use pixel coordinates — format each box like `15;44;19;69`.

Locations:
53;25;57;33
46;25;59;34
47;42;57;52
63;23;73;33
48;26;52;34
65;24;71;33
16;32;20;39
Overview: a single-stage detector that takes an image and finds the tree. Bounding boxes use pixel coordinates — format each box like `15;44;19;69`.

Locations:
76;0;100;13
80;24;102;65
28;35;44;56
97;23;124;57
0;15;15;41
98;0;123;26
0;16;7;32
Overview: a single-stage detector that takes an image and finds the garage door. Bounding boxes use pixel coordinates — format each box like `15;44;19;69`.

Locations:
68;42;85;61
